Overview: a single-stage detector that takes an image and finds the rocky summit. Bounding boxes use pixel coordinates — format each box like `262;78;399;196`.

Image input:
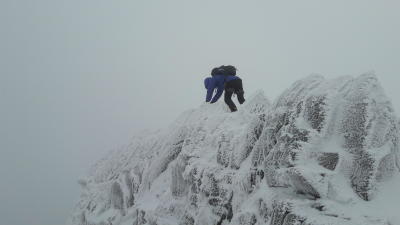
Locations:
68;74;400;225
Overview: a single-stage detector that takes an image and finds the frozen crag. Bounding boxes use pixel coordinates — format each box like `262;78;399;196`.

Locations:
68;74;400;225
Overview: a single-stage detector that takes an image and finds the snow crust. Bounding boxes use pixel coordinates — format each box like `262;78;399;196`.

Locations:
68;74;400;225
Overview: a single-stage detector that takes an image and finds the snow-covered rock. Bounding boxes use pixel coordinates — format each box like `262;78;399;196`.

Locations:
68;74;400;225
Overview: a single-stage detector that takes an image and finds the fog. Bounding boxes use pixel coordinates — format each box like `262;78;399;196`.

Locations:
0;1;399;225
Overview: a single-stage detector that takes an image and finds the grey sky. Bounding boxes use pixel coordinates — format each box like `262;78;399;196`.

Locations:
1;1;399;225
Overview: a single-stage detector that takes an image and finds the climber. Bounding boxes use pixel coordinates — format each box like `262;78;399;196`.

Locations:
221;65;245;112
204;67;226;103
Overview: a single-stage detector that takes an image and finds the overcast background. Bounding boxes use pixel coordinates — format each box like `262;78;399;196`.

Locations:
1;1;399;225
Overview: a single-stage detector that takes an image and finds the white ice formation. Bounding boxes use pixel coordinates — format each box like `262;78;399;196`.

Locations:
68;74;400;225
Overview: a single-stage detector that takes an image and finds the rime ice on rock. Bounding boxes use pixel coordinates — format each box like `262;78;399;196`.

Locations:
68;74;399;225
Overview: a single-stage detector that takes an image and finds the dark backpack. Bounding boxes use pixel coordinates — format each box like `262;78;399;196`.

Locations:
220;65;236;76
211;67;224;76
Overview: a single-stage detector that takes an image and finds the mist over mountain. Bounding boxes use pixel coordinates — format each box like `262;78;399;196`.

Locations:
68;74;400;225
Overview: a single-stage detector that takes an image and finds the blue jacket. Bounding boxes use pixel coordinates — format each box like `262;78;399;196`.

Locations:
204;75;225;103
225;75;240;83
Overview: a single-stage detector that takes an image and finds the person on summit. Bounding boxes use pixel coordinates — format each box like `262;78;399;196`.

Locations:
204;67;225;104
221;65;245;112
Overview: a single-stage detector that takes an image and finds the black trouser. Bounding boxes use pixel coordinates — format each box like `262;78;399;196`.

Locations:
224;78;245;112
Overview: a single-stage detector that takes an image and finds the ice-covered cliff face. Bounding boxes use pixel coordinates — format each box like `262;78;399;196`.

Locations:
69;74;400;225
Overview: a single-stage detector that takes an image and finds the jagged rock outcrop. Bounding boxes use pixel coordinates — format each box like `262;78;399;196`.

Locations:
68;74;399;225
